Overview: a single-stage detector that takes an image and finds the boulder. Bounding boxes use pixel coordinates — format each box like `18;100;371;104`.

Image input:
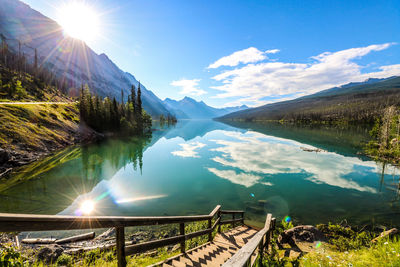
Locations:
278;225;326;245
0;148;10;165
37;244;64;264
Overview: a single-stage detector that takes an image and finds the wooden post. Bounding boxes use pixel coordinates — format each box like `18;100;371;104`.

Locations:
217;210;221;233
208;218;212;241
258;240;264;266
180;223;185;253
232;213;235;228
116;227;126;267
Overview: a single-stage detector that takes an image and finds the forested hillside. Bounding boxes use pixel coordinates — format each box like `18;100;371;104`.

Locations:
218;77;400;124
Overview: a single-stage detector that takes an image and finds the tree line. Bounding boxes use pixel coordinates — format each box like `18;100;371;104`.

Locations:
79;83;152;135
0;33;70;98
365;106;400;163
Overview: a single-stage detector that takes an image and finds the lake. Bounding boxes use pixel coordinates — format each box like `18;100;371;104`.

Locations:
1;120;400;228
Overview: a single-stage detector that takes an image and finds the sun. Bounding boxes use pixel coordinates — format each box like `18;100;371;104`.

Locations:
57;1;100;43
80;199;95;215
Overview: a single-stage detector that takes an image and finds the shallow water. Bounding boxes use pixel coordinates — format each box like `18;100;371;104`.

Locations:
1;120;400;228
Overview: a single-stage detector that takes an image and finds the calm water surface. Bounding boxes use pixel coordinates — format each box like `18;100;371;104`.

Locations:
1;120;400;228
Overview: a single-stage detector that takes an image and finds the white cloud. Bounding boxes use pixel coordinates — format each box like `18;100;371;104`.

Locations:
170;79;206;96
208;131;377;193
265;49;280;54
207;168;263;187
210;43;400;106
171;141;206;158
208;47;279;69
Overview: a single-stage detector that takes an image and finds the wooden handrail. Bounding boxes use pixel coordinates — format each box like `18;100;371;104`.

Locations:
220;210;244;214
0;204;248;267
222;214;275;267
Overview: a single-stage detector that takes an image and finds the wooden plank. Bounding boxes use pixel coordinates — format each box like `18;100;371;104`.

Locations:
208;219;212;241
0;213;215;232
222;214;272;267
180;223;185;253
185;228;211;240
116;227;126;267
209;205;221;217
220;210;244;214
55;232;95;244
125;235;185;255
212;217;220;230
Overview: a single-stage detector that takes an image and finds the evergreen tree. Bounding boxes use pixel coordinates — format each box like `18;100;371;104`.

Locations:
131;85;136;116
137;82;143;132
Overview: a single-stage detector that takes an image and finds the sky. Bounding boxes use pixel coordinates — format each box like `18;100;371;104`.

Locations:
22;0;400;108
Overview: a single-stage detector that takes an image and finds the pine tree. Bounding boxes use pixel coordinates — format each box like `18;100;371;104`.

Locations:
34;48;38;72
131;85;136;116
137;82;143;132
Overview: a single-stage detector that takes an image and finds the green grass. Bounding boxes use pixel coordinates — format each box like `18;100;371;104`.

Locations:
0;103;79;151
300;238;400;267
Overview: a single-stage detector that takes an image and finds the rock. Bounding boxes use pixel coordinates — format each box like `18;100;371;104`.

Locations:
0;148;10;165
371;228;398;243
279;225;326;245
37;245;64;264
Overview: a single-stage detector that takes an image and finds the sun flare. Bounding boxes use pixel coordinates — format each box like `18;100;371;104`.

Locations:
80;200;95;214
57;1;100;42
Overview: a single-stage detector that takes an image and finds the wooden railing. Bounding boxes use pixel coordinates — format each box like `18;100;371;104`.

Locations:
0;205;247;267
222;213;276;267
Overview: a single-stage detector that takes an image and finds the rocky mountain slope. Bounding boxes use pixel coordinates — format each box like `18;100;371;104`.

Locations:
0;0;170;116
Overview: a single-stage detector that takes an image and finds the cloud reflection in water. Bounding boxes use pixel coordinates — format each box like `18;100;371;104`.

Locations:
208;131;377;193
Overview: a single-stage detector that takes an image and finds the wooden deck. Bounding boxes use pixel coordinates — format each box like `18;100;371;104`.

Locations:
155;225;258;267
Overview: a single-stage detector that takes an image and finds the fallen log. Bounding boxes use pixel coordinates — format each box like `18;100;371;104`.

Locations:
21;238;56;244
55;232;95;244
371;228;398;243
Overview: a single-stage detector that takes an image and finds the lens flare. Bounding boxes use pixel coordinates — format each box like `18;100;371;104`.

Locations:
80;200;95;215
316;241;322;248
250;193;255;197
284;215;291;223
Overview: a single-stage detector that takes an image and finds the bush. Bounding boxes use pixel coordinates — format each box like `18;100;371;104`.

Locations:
56;254;72;266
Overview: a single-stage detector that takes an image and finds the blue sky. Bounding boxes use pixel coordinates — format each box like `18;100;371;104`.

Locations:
23;0;400;107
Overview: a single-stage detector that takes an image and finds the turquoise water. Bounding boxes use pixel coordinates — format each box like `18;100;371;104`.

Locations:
1;120;400;227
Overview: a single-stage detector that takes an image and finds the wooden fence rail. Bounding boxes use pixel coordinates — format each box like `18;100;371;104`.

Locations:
222;214;276;267
0;205;248;267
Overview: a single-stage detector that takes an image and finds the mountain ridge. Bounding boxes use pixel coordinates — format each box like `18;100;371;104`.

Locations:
218;76;400;123
0;0;171;116
163;96;248;119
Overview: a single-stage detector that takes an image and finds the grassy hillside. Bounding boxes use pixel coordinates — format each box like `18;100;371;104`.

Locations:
0;65;70;102
0;103;80;172
219;76;400;124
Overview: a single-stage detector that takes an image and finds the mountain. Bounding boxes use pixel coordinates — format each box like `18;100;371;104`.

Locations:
218;76;400;123
0;0;170;116
163;96;248;119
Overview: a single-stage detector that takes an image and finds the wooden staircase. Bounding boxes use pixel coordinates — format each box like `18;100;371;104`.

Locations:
0;206;275;267
154;225;258;267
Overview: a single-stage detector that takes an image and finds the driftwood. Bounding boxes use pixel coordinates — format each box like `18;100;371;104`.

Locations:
300;147;326;153
371;228;398;243
14;235;20;248
55;232;95;244
21;238;56;244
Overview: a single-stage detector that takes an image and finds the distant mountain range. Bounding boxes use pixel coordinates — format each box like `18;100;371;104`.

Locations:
0;0;170;116
218;76;400;123
163;96;248;119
